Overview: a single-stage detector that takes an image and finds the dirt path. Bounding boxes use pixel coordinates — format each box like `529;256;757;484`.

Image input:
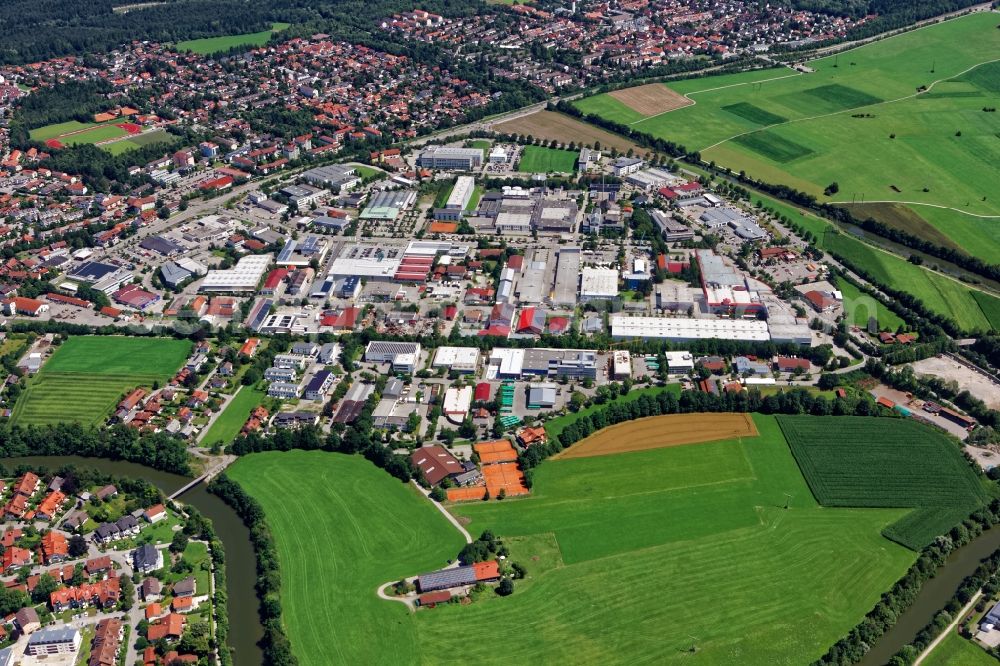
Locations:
913;589;982;665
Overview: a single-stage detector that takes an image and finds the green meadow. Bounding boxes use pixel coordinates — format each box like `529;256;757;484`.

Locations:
175;22;290;55
575;14;1000;252
228;452;465;666
232;415;935;664
200;387;267;448
11;336;190;427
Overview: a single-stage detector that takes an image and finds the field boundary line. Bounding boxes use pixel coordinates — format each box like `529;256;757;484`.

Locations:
629;71;802;126
833;200;1000;219
697;55;1000;153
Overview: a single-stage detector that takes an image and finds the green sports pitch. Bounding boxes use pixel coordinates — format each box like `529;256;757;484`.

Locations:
575;13;1000;255
11;336;191;427
175;23;290;55
517;145;578;173
226;414;985;664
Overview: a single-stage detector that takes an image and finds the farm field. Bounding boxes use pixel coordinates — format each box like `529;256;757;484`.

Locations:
777;416;991;549
608;82;693;116
517;145;579;173
575;13;1000;250
425;414;915;663
495;110;647;155
11;336;190;427
228;451;465;666
199;387;267;448
175;22;290;55
923;632;996;666
232;416;921;664
820;228;1000;332
543;383;681;443
552;411;757;459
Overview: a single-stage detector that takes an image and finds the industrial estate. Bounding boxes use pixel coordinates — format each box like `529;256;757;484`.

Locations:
0;0;998;665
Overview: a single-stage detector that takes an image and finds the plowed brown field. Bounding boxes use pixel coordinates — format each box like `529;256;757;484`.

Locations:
552;412;758;459
609;83;692;116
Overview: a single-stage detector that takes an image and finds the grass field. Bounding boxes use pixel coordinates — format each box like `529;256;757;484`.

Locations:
820;228;1000;332
834;275;907;331
102;129;174;156
517;145;579;173
552;411;756;459
923;631;996;666
425;415;915;663
234;416;918;664
11;336;190;427
777;415;990;549
575;13;1000;251
228;451;465;666
175;22;290;55
200;387;267;448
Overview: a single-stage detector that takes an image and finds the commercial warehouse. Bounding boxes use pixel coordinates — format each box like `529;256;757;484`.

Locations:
199;254;272;292
416;146;484;170
610;315;770;342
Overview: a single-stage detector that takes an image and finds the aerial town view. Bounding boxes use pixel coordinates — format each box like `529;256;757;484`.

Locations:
0;0;999;664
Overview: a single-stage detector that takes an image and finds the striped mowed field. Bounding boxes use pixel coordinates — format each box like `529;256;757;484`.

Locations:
11;336;190;427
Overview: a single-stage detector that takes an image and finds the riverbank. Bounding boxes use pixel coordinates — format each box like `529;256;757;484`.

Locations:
0;455;263;666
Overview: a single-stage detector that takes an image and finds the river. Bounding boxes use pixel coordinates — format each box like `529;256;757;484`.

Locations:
861;525;1000;665
2;456;263;666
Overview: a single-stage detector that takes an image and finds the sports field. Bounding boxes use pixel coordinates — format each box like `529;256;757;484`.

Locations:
175;23;290;55
574;13;1000;250
552;411;756;459
11;336;191;428
30;120;128;148
199;387;267;447
228;451;465;666
777;415;990;549
517;145;578;173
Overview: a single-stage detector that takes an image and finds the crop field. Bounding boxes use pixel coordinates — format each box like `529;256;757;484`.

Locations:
552;412;757;459
228;451;465;666
839;202;964;253
200;387;267;448
495;110;647;154
422;414;914;663
11;336;190;428
517;145;581;173
777;416;990;549
175;22;290;55
573;14;1000;252
232;417;918;664
608;83;692;116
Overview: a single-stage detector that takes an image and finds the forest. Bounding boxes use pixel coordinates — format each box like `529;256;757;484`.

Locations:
0;0;484;65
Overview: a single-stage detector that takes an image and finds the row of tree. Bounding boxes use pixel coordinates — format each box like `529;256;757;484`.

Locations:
208;475;297;666
0;422;191;475
813;499;1000;665
523;386;900;473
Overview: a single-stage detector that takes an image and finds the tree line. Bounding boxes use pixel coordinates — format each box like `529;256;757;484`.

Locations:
522;386;901;474
208;475;297;666
813;499;1000;665
0;422;191;475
